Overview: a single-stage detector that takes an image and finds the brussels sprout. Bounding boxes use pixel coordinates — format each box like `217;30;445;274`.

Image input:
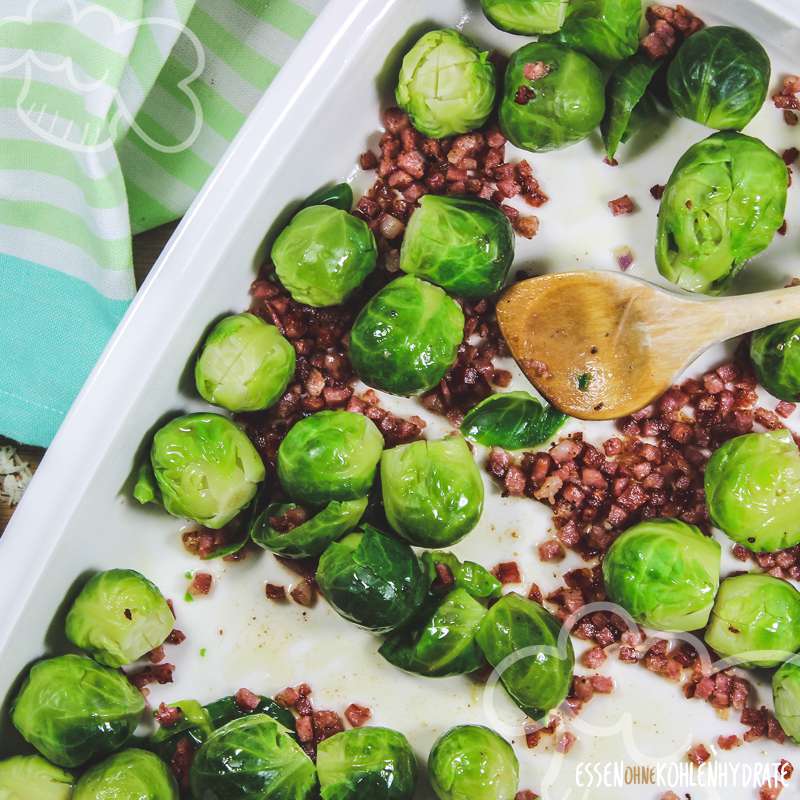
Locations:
751;320;800;402
277;411;383;506
421;552;502;600
480;0;568;35
428;725;518;800
602;519;721;632
316;526;427;633
64;569;174;668
499;42;605;153
11;654;145;767
667;27;771;131
317;727;417;800
399;196;514;299
461;391;567;450
0;755;73;800
381;436;484;549
349;276;464;396
476;592;574;718
195;314;296;413
550;0;642;65
601;54;660;160
148;413;265;529
272;205;377;307
705;430;800;552
190;714;317;800
655;132;787;295
379;589;487;677
395;30;496;139
773;657;800;744
705;573;800;668
251;497;368;559
302;183;353;212
73;749;178;800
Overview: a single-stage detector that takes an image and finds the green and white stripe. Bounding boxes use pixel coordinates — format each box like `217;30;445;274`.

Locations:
0;0;325;446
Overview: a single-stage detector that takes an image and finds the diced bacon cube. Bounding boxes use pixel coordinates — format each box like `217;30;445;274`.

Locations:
492;561;522;584
344;703;372;727
234;688;261;712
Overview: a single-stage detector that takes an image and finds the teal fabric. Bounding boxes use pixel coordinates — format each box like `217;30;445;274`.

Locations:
0;0;325;447
0;254;128;446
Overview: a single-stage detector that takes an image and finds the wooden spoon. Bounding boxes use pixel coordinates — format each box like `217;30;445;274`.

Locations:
496;271;800;421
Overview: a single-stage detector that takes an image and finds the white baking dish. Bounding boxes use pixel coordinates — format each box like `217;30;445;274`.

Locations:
1;1;799;797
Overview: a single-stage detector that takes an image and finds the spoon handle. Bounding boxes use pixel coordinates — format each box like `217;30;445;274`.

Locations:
711;285;800;338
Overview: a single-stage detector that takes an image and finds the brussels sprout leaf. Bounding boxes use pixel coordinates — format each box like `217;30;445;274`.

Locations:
550;0;642;65
205;695;295;732
250;498;367;559
461;391;567;450
196;514;253;560
150;694;295;752
602;54;660;159
379;589;487;677
133;459;160;506
302;182;354;212
422;552;501;600
151;700;214;746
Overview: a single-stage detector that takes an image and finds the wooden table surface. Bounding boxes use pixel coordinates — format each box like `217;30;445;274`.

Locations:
0;221;179;534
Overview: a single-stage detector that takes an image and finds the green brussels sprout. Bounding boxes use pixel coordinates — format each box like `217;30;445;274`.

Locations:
194;313;295;413
73;749;178;800
601;54;660;161
395;30;496;139
272;205;377;307
461;391;566;450
64;569;174;668
602;519;721;632
428;725;518;800
667;27;771;131
773;657;800;744
399;196;514;299
379;589;487;677
476;592;574;718
381;436;484;549
316;526;427;633
705;430;800;552
550;0;642;65
499;42;605;153
148;413;265;529
11;654;145;768
655;132;787;295
277;411;383;505
316;727;417;800
190;714;317;800
705;573;800;668
349;276;464;396
251;497;368;559
750;320;800;402
480;0;568;35
421;552;502;600
0;755;73;800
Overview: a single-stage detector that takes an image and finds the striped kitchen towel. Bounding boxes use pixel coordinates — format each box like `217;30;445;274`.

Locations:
0;0;325;447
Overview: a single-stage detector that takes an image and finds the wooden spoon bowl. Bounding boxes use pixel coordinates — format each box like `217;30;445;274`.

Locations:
496;271;800;421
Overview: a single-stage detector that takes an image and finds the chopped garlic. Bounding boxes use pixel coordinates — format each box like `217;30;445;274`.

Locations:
0;446;32;506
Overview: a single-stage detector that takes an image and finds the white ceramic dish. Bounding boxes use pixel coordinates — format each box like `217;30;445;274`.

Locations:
2;1;800;797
